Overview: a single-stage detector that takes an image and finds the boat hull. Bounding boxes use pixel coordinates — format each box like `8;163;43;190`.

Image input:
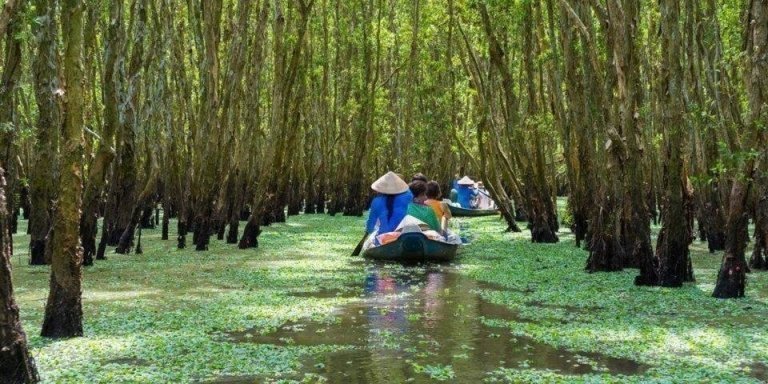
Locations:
448;206;499;217
363;232;458;263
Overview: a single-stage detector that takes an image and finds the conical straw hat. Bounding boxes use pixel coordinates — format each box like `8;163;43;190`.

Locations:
371;171;409;194
457;176;475;185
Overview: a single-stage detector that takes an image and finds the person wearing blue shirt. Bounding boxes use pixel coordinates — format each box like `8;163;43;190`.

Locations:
365;172;413;234
456;176;477;209
449;175;460;202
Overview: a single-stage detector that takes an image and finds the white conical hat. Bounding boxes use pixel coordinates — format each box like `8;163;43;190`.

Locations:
371;171;409;194
457;176;475;185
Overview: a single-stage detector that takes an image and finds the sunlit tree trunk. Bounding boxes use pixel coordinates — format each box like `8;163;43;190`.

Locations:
41;0;85;338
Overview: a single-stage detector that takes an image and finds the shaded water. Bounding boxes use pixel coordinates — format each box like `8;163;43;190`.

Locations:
218;265;646;383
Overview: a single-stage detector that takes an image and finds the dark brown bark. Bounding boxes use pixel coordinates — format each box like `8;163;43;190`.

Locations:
161;197;170;240
750;179;768;269
116;171;159;254
238;215;261;249
226;213;239;244
713;182;751;297
586;189;624;273
139;206;155;229
699;185;727;253
1;176;40;383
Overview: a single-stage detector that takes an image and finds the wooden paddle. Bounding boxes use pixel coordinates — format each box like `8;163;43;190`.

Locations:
351;232;368;256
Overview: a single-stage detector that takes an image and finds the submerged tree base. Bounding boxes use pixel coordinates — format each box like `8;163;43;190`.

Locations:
712;256;747;298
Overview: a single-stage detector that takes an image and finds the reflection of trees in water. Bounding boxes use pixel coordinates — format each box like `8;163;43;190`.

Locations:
310;267;645;383
314;268;486;383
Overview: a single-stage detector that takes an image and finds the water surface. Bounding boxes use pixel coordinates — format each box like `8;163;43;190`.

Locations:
218;265;646;383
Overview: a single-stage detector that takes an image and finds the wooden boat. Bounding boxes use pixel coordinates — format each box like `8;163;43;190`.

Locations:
363;232;459;263
448;205;499;217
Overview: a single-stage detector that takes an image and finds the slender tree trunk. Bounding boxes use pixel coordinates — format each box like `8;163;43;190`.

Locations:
1;167;40;384
0;0;23;251
41;0;85;338
115;170;158;254
29;0;61;266
80;0;122;266
655;0;693;288
749;181;768;269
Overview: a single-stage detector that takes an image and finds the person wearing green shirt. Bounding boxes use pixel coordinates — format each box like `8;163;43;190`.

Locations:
405;180;441;232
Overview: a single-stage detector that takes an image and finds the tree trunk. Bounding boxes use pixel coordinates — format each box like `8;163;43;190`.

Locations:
80;0;121;266
161;196;170;240
41;0;85;338
0;0;23;253
713;181;751;297
1;167;40;384
749;180;768;269
714;0;768;297
611;0;654;271
96;0;145;258
29;0;61;266
654;0;693;288
115;171;159;254
238;215;261;249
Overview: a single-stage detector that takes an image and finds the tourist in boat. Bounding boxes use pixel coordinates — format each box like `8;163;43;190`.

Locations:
425;181;452;232
455;176;478;209
404;180;441;232
411;173;428;183
365;172;412;236
449;174;460;202
474;181;497;210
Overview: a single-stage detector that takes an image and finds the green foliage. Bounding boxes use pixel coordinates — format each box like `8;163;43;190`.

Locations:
711;141;762;182
410;363;456;381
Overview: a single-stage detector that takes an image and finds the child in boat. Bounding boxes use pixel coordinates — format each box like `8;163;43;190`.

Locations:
425;181;452;233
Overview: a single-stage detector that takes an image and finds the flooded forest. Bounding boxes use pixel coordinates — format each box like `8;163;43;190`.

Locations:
1;0;767;383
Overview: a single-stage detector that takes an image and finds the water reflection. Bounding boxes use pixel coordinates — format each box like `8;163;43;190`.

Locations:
220;265;646;383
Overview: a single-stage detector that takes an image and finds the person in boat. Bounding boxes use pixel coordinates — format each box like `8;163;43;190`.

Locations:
455;176;478;209
474;181;496;209
412;173;428;183
365;172;412;237
449;174;460;202
404;180;441;232
425;181;452;232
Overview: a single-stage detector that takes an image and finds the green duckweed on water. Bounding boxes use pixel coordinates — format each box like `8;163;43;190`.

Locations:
10;213;768;383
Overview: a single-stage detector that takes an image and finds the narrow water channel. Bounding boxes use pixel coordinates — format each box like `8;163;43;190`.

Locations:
217;264;646;383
